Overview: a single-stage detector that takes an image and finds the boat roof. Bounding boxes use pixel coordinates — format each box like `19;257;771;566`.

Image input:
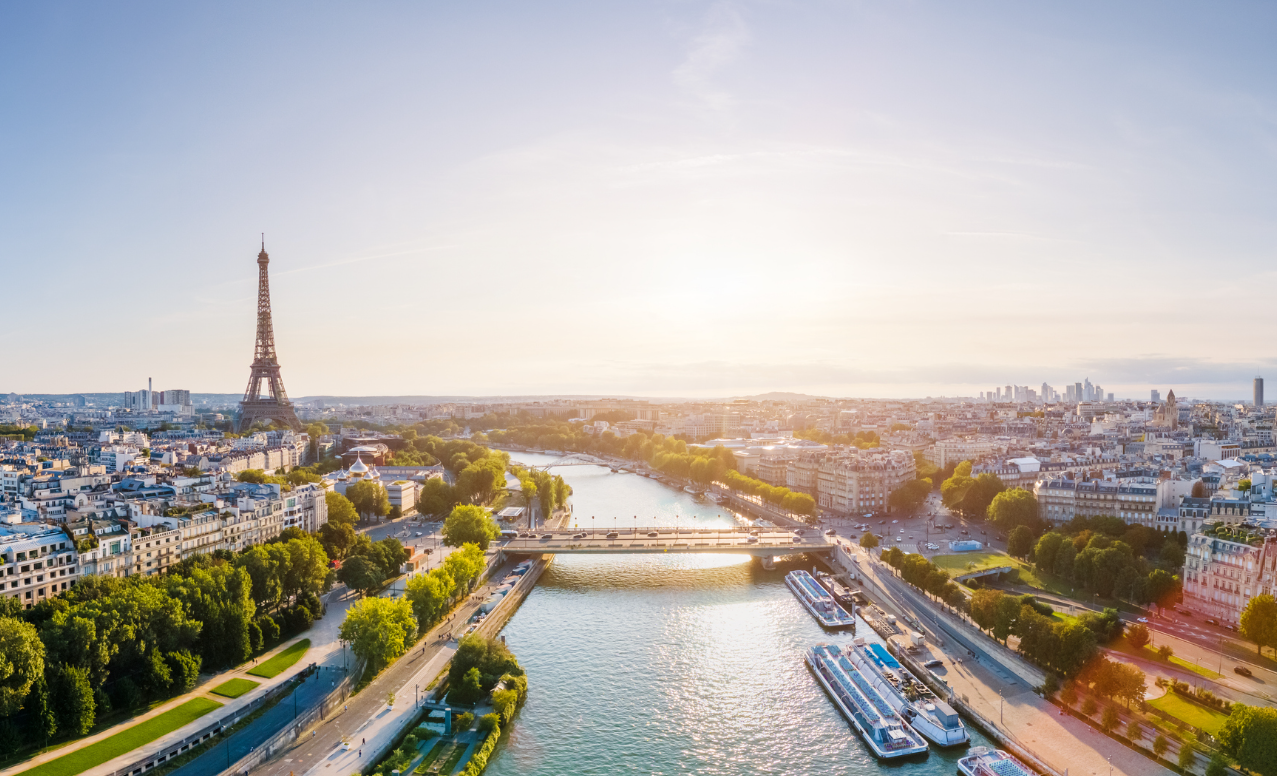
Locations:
868;642;900;669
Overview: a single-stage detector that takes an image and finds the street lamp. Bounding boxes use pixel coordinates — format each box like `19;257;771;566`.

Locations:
634;516;637;537
591;516;595;538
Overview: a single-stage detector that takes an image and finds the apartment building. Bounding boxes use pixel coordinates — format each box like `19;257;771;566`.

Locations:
0;513;79;607
1182;524;1277;626
1034;476;1193;530
815;450;917;516
283;483;329;533
927;437;1008;468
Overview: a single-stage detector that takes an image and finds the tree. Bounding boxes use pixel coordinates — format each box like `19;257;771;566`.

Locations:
963;473;1007;520
1144;569;1179;611
0;617;45;715
988;488;1042;533
339;596;417;671
860;533;880;550
283;536;331;600
337;556;384;597
1127;718;1143;741
1060;682;1078;709
1007;526;1035;558
49;663;94;736
1219;703;1277;776
1153;734;1169;758
1179;741;1198;771
238;545;283;612
443;544;486;592
320;520;357;559
1240;594;1277;656
405;569;457;634
1034;532;1065;573
448;666;485;706
889;479;931;514
325;491;359;526
1127;623;1151;650
442;505;500;551
346;480;391;521
1205;757;1228;776
26;674;55;740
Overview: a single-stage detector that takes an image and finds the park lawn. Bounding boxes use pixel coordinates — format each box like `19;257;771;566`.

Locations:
19;698;222;776
1051;611;1080;627
415;741;447;773
1148;693;1228;735
210;678;260;699
248;639;310;679
439;744;467;775
932;552;1015;575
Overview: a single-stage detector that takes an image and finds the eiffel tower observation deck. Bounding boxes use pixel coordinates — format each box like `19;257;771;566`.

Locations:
236;240;302;432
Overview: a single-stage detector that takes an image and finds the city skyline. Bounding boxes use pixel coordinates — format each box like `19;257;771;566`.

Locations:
6;3;1277;399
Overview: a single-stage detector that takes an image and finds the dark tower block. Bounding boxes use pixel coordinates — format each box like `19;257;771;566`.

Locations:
236;242;302;432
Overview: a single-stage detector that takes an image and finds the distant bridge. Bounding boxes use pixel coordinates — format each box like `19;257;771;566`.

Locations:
509;452;617;472
500;528;834;558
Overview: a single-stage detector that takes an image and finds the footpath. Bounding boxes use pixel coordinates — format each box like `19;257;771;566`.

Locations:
839;543;1175;776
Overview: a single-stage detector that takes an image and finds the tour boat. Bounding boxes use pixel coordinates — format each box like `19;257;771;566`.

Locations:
958;747;1033;776
846;638;969;746
785;570;856;629
805;644;930;759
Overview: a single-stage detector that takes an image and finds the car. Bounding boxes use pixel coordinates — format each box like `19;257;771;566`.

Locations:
923;659;943;668
1178;609;1193;617
1235;666;1254;677
518;532;530;538
908;536;913;540
895;537;902;543
540;533;553;540
606;531;619;539
573;533;587;539
825;529;838;536
981;530;987;535
1137;617;1148;623
647;531;660;538
961;530;969;535
746;536;759;544
879;520;886;525
414;531;423;537
892;520;898;524
749;529;760;536
1205;618;1220;626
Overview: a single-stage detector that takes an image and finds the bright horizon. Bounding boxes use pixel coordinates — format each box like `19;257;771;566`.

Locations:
5;3;1277;401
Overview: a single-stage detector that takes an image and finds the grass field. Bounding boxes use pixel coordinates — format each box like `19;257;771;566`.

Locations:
19;698;222;776
248;639;310;679
932;552;1016;575
210;678;260;698
1148;692;1228;735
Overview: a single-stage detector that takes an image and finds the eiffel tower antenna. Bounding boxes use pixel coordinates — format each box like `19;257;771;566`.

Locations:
235;240;302;432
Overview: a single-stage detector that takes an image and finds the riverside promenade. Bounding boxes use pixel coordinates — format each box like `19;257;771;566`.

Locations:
255;550;548;776
841;542;1175;776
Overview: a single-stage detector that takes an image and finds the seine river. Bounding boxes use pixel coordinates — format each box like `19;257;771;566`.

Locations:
486;450;990;776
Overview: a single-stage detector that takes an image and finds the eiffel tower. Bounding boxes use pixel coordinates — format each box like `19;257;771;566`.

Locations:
236;239;302;432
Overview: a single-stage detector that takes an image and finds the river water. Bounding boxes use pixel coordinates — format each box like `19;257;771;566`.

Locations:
486;451;990;776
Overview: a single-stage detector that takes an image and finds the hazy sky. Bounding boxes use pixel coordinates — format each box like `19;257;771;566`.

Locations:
5;2;1277;400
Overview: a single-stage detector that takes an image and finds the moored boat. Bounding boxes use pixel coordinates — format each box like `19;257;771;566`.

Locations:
805;644;930;759
958;747;1033;776
846;638;968;746
785;570;856;629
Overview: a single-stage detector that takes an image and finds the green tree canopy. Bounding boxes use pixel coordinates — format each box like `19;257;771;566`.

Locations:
325;491;359;525
987;487;1040;532
337;556;385;597
339;596;417;671
888;479;931;513
1241;594;1277;657
0;617;45;716
1007;525;1036;558
1220;704;1277;776
442;505;500;550
860;533;880;549
346;480;390;520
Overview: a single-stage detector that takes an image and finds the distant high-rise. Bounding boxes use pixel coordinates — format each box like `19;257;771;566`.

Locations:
1151;389;1161;403
1256;377;1265;408
1075;382;1083;402
1084;378;1093;402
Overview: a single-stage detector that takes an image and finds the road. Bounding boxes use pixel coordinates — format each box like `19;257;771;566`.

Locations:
846;542;1174;776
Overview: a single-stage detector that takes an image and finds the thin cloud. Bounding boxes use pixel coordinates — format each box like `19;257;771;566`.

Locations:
672;3;750;111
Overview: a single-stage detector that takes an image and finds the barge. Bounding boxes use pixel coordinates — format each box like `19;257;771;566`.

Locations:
846;638;968;746
805;644;929;759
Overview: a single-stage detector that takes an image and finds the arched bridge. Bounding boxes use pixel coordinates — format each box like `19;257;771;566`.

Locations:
500;528;835;557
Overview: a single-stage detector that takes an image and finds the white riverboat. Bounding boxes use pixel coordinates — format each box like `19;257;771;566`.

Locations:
846;638;969;746
958;747;1033;776
805;644;930;759
785;570;856;629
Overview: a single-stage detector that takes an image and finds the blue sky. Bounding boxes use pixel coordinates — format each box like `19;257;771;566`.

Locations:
4;2;1277;400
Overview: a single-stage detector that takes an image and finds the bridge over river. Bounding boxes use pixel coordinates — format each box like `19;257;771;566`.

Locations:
500;527;834;561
